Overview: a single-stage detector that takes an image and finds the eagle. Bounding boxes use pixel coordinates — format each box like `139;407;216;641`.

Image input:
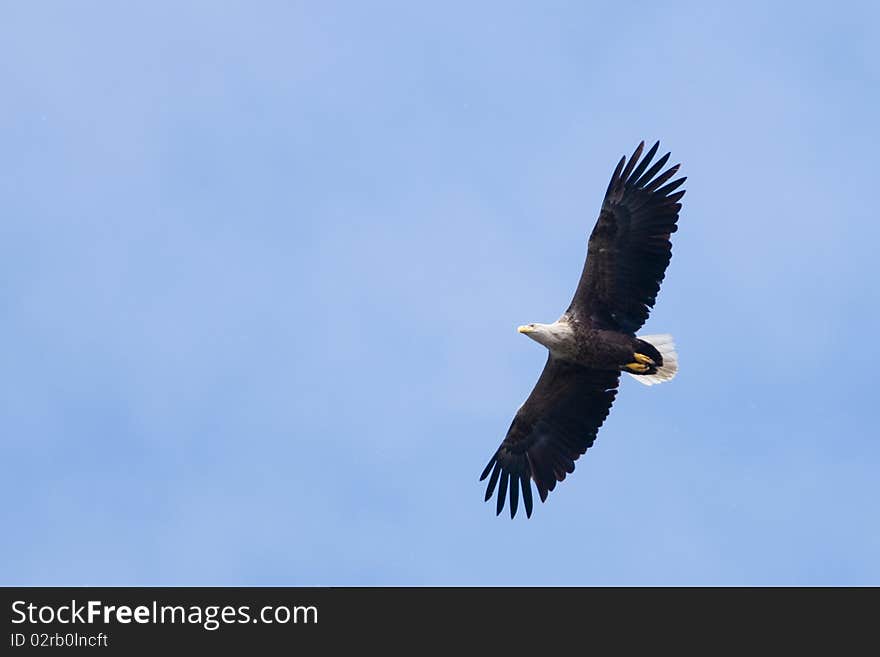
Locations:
481;140;685;518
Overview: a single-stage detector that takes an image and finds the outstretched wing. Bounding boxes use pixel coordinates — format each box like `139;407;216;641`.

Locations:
480;356;620;518
568;141;686;334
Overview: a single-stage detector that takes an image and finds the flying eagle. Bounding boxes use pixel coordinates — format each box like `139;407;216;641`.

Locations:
481;140;685;518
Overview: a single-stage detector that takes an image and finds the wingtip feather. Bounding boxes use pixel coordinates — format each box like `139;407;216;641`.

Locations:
484;461;501;501
522;475;533;518
496;472;509;516
626;141;659;184
619;141;645;183
479;456;495;481
509;478;519;518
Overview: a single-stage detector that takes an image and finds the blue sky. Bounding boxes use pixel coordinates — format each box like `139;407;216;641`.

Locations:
2;1;878;585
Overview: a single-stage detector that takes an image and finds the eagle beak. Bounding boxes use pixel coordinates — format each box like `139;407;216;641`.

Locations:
517;325;533;334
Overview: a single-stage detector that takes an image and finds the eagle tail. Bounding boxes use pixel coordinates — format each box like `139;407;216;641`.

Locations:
628;334;678;386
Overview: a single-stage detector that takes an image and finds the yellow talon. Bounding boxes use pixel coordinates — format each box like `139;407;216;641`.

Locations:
633;353;655;365
625;362;650;373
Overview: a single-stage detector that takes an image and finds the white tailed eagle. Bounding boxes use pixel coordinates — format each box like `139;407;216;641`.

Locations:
481;141;685;518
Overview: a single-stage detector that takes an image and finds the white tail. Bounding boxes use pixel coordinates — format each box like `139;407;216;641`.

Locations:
628;333;678;386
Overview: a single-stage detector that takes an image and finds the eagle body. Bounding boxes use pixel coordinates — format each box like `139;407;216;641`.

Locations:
522;316;657;371
481;141;686;518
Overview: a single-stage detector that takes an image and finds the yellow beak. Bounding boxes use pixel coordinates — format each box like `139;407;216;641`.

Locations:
517;325;533;334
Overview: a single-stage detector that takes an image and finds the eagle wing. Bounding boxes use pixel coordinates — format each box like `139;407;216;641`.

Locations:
568;141;686;334
480;356;620;518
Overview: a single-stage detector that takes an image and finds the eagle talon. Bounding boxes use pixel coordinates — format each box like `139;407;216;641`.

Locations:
624;362;650;373
633;353;655;365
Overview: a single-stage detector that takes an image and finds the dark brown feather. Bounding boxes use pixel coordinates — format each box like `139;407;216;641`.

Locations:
496;471;509;516
521;473;533;518
481;356;620;518
567;141;685;334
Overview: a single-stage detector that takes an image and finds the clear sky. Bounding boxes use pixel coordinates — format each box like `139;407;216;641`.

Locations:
2;1;878;585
